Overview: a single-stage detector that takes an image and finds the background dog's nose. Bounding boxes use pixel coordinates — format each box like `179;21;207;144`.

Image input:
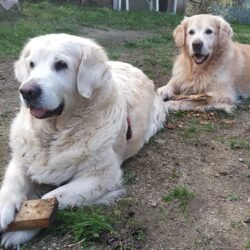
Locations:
20;83;42;101
192;40;203;52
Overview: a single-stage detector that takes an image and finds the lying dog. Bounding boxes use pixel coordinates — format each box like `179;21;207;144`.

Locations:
157;14;250;112
0;34;167;247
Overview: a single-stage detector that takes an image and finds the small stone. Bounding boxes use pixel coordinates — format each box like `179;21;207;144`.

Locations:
154;139;166;144
248;197;250;203
239;158;244;162
214;174;220;177
151;201;158;207
167;123;175;130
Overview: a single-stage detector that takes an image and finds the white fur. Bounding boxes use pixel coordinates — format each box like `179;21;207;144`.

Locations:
0;33;167;248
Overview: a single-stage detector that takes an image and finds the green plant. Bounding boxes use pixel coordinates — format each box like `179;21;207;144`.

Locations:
163;186;195;208
47;207;113;245
182;118;199;138
246;241;250;250
230;139;250;150
203;122;216;132
226;193;240;201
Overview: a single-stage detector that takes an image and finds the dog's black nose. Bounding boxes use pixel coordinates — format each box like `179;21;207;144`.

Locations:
20;83;42;101
192;40;203;52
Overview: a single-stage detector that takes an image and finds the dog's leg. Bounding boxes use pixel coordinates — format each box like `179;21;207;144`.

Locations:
0;160;39;249
0;160;32;231
42;154;124;208
1;229;40;249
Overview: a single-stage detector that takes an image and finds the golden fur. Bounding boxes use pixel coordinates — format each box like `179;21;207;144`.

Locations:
157;14;250;112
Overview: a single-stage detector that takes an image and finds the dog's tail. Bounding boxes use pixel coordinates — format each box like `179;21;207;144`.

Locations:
149;95;168;138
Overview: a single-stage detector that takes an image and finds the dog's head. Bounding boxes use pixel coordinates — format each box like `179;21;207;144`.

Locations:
15;34;111;119
173;14;233;65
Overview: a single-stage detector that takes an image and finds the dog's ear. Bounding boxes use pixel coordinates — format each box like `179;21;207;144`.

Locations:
174;17;188;48
77;44;110;98
218;17;233;46
14;41;31;83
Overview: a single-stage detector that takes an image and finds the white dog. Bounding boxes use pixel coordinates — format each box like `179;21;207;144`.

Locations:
0;34;167;248
157;14;250;112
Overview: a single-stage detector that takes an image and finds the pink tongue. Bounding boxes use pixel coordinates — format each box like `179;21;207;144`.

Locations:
30;108;46;118
195;56;204;63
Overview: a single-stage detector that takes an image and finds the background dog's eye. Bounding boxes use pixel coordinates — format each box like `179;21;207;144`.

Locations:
205;29;213;34
54;60;68;71
29;61;35;69
189;30;195;35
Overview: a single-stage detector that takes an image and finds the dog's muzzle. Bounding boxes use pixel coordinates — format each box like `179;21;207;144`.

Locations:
20;83;64;119
191;40;209;65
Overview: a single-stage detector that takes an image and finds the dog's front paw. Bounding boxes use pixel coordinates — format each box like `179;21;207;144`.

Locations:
0;194;24;231
156;85;174;101
1;229;40;249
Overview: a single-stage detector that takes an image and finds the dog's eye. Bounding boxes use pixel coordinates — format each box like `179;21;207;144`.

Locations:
54;60;68;71
29;61;35;69
205;29;213;34
189;30;195;35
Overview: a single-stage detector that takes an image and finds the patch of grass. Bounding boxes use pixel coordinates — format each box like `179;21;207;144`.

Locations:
47;207;113;246
232;23;250;44
182;118;199;138
168;111;186;123
246;158;250;168
163;186;195;209
170;168;181;180
203;122;216;132
226;193;240;201
123;171;137;185
132;228;146;241
246;241;250;250
231;221;244;229
230;139;250;150
0;1;182;59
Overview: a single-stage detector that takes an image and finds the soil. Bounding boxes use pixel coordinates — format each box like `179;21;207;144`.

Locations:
0;28;249;250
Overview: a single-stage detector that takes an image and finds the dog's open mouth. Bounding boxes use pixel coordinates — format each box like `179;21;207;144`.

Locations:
192;54;209;65
30;102;64;119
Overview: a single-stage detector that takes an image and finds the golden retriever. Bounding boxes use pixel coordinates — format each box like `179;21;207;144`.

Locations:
157;14;250;112
0;34;167;247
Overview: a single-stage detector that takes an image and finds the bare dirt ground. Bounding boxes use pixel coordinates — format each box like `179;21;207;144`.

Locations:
0;29;249;250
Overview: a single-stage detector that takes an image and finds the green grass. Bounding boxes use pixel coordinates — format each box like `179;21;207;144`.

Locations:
230;139;250;150
246;241;250;250
47;207;114;246
203;122;216;132
163;186;195;209
182;118;199;138
0;1;182;59
232;23;250;44
226;193;240;201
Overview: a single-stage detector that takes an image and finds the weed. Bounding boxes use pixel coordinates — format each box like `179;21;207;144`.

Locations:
246;241;250;250
132;228;146;241
170;168;181;180
246;158;250;167
108;51;120;60
230;139;250;150
182;118;199;138
123;171;137;185
203;122;216;132
226;193;240;201
231;221;244;229
46;207;113;245
163;186;195;209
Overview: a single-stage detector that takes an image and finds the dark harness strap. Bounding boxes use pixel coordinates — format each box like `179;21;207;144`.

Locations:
126;117;132;140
